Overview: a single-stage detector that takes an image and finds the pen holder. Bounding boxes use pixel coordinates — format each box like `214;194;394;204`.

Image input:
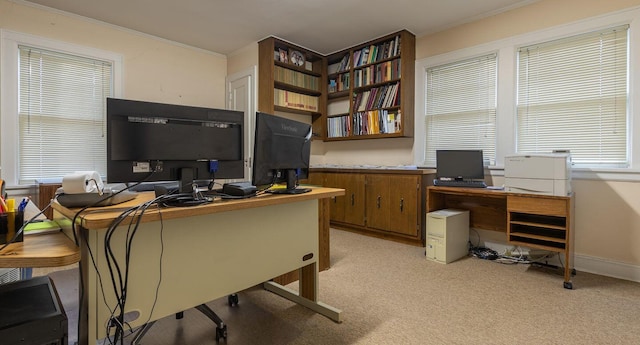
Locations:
0;214;7;245
0;210;24;244
7;211;24;242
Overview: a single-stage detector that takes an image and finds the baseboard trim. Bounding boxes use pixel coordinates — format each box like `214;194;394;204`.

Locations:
574;253;640;283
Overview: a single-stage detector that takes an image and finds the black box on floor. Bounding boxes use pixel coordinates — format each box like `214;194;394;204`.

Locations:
0;275;68;345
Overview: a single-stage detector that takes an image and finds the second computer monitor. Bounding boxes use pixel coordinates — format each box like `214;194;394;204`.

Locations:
252;112;312;194
435;150;485;180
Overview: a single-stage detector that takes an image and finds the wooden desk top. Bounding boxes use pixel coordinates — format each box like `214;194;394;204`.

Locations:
52;187;345;230
427;185;571;200
0;231;80;268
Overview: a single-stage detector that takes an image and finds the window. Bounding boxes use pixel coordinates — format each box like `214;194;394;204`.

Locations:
415;8;640;179
1;31;121;186
424;54;497;167
517;26;629;168
19;46;112;184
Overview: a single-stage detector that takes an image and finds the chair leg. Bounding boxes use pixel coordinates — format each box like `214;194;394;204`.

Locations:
195;304;227;342
131;295;236;344
131;320;156;345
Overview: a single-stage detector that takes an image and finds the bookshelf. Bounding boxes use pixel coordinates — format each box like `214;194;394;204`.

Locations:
326;30;415;141
258;37;327;139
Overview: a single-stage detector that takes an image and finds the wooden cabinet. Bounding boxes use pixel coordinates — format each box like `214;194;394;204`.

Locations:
325;173;366;226
258;37;327;138
310;168;435;245
325;30;415;140
366;174;420;237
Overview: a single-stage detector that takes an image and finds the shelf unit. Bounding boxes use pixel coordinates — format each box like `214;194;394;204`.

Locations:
507;195;572;252
258;37;327;139
326;30;415;141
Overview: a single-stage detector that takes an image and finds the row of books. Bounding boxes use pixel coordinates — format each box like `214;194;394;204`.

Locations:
326;109;402;138
274;66;320;91
353;110;401;136
354;59;401;88
274;89;319;112
353;35;402;68
327;114;350;138
328;73;350;93
352;83;400;112
331;54;350;74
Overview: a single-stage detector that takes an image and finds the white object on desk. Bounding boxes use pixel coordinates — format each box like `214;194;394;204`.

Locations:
504;153;571;196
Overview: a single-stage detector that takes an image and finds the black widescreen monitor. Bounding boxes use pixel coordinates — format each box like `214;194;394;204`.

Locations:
435;150;485;180
252;112;312;194
107;98;244;193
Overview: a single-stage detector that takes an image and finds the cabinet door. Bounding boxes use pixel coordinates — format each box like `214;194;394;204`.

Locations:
388;175;420;236
324;173;345;223
343;173;366;226
366;174;391;231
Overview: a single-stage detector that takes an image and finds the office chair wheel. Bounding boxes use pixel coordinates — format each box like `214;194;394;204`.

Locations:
215;324;227;342
228;293;239;307
563;281;573;289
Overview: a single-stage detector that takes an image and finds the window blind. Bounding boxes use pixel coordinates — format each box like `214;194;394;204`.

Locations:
517;25;629;168
18;45;112;184
425;54;497;167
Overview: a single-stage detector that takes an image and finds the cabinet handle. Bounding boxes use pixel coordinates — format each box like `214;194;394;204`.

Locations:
351;194;355;206
400;198;404;212
377;196;381;208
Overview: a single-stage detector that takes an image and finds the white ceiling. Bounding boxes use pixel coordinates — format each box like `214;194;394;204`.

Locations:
21;0;537;55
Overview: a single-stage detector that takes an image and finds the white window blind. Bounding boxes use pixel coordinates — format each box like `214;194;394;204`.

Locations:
425;54;497;167
18;45;112;184
517;25;629;168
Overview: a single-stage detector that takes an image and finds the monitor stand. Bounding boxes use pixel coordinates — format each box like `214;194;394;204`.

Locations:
268;170;311;194
155;167;212;206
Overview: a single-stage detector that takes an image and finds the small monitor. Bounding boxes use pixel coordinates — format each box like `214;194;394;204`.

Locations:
107;98;245;193
436;150;485;180
252;112;312;194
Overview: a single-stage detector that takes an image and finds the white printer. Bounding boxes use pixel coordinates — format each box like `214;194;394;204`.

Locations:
504;153;571;196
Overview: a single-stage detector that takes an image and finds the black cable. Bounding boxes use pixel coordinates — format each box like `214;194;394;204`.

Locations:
104;192;188;344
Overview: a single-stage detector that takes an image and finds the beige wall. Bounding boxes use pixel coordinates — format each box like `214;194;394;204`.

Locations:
417;0;640;59
227;42;258;77
0;0;227;108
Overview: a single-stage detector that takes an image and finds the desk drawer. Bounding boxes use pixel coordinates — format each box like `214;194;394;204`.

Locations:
507;195;567;217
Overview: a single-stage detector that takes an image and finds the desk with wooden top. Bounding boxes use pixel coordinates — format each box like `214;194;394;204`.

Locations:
52;187;344;345
427;186;575;289
0;231;79;268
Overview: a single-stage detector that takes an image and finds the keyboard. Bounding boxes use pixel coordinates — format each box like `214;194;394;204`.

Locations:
433;179;487;188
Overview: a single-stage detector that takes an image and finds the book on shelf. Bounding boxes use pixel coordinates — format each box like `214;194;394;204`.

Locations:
354;58;401;87
328;73;350;93
327;115;351;138
352;82;400;112
329;54;350;75
274;66;319;91
328;79;337;93
353;35;402;68
274;89;318;112
351;109;402;136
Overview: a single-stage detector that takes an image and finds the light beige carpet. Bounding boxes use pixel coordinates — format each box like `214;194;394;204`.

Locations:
44;228;640;344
